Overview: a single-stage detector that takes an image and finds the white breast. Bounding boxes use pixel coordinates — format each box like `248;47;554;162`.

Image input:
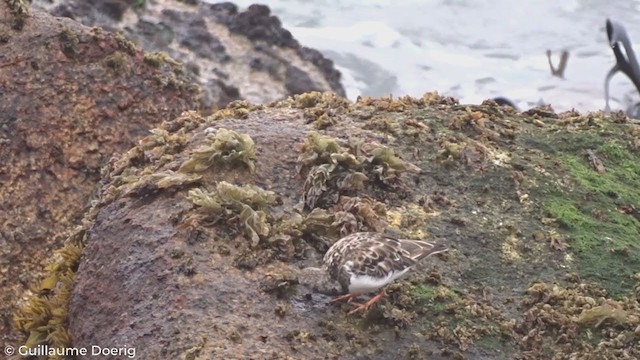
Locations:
347;268;411;294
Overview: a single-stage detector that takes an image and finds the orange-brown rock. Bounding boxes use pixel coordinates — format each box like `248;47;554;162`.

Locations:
61;94;640;359
0;1;200;348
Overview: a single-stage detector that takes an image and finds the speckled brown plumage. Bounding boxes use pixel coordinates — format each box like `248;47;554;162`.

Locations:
323;232;449;295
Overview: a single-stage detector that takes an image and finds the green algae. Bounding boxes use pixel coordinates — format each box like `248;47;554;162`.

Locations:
104;51;129;72
59;28;79;59
14;229;86;356
123;171;202;197
143;51;181;68
542;136;640;297
179;128;256;173
410;284;437;302
114;32;137;55
187;182;276;246
6;0;28;30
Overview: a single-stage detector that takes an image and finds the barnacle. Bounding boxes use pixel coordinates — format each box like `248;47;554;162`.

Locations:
215;181;276;210
125;171;202;197
179;128;255;173
239;204;270;247
573;304;628;328
187;188;223;214
14;230;86;355
188;182;276;246
296;132;345;169
302;164;335;210
367;145;421;173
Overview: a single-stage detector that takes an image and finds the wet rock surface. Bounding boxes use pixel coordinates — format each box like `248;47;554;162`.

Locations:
31;93;638;359
5;2;640;359
30;0;346;111
0;0;200;351
4;0;345;354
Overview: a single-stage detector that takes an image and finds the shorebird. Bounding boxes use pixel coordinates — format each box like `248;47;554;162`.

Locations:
300;232;449;314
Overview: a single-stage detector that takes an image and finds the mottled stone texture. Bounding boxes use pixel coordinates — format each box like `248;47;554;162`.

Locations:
67;95;640;359
0;2;200;348
31;0;347;110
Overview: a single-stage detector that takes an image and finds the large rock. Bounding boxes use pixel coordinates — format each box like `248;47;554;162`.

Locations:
0;0;200;350
30;0;346;111
22;94;640;359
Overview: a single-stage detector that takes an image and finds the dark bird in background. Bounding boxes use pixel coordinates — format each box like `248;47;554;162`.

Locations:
492;96;518;110
604;19;640;115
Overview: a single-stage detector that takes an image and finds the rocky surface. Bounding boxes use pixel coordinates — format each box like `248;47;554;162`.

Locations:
17;92;640;359
6;1;640;359
0;0;201;351
30;0;346;111
4;0;347;354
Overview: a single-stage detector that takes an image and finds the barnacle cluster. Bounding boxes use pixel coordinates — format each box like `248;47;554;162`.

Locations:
179;128;256;173
516;280;640;358
396;282;515;353
59;28;79;58
121;171;202;197
298;131;421;211
276;92;350;129
210;100;256;120
14;228;86;354
143;51;180;68
187;181;276;246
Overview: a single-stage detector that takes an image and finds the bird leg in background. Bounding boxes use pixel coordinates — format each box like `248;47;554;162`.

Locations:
546;49;569;78
348;290;387;314
604;65;620;113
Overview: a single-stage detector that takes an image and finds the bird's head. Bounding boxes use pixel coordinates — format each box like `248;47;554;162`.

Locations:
296;267;341;295
607;19;614;45
606;18;628;49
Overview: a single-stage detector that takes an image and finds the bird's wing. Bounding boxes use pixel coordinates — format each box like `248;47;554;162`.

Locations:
343;234;416;278
398;239;449;262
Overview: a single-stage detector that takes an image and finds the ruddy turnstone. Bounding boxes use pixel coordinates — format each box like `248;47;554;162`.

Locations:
300;232;449;314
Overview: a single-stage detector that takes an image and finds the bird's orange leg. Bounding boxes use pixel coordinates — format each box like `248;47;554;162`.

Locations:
331;293;360;304
348;290;386;315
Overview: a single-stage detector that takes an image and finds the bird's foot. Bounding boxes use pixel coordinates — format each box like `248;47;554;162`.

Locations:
347;291;386;315
331;293;358;304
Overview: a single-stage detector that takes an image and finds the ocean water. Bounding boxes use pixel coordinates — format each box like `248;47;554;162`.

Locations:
219;0;640;112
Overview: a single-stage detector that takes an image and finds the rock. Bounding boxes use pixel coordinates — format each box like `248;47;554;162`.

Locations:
20;93;640;359
0;0;200;349
30;0;347;110
68;95;425;359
